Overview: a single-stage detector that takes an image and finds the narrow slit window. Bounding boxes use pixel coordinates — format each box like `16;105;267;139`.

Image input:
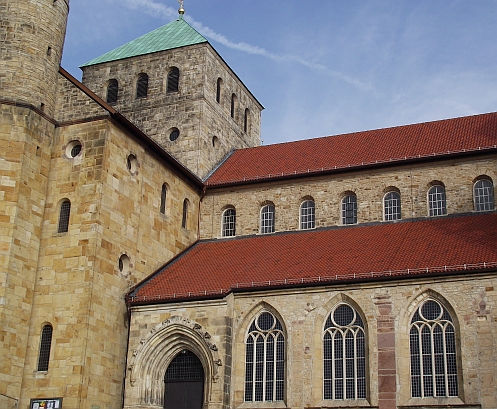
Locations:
244;108;250;133
231;93;237;119
160;184;167;214
136;74;149;98
107;79;118;104
182;199;188;229
167;67;179;93
216;78;222;103
58;200;71;233
37;325;53;371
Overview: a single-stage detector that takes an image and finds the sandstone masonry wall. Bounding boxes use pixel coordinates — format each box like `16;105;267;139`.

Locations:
200;156;497;239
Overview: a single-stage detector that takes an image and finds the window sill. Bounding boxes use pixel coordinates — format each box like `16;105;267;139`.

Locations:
52;232;68;237
316;399;373;408
237;402;287;409
399;396;470;408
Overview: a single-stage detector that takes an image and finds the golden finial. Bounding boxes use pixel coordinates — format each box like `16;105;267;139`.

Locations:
178;0;185;16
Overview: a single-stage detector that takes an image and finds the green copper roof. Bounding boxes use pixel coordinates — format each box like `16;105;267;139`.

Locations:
80;17;208;67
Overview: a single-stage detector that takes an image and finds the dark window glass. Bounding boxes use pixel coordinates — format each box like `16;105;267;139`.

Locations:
165;350;204;381
107;80;118;104
136;74;148;98
216;78;222;103
182;200;188;229
244;108;250;133
37;325;53;371
231;94;237;119
160;184;167;214
169;128;180;141
58;200;71;233
167;67;179;93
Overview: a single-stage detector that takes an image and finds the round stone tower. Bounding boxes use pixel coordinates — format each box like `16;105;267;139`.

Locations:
0;0;70;117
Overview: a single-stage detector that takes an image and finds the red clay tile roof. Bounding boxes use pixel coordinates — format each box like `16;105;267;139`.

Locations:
206;112;497;186
129;212;497;304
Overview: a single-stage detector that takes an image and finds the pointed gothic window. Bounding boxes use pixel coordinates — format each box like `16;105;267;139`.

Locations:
37;324;53;371
410;299;458;398
106;79;118;104
167;67;179;93
136;74;148;98
324;304;366;400
245;311;285;402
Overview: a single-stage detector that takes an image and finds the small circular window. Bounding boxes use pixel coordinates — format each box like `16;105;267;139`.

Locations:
118;254;130;275
66;140;82;158
127;154;138;174
169;128;180;142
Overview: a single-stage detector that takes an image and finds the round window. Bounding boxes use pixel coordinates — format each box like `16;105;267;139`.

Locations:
169;128;180;142
127;154;138;174
118;254;130;275
66;140;82;158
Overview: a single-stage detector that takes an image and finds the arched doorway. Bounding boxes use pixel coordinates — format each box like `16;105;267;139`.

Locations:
164;350;204;409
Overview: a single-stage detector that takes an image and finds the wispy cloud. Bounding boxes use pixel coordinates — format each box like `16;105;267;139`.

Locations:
120;0;372;91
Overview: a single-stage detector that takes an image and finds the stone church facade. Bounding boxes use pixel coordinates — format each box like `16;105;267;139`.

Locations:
1;1;496;409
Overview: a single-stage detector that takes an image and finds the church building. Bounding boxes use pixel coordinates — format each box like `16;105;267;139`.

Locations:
1;1;496;409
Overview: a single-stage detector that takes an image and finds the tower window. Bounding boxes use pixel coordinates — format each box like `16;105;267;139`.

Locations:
127;154;138;174
182;199;189;229
474;178;494;212
244;108;250;133
136;74;149;98
216;78;222;103
160;184;167;214
58;200;71;233
37;325;53;371
107;79;118;104
65;140;82;158
118;254;130;275
231;93;237;119
169;128;180;142
167;67;180;93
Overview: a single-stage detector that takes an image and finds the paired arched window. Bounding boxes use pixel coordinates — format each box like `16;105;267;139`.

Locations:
58;200;71;233
341;194;357;225
136;74;149;98
37;324;53;371
300;199;315;229
167;67;179;93
106;79;118;104
231;93;237;119
222;207;236;237
428;184;447;216
324;304;366;400
182;199;189;229
160;184;167;214
244;108;250;133
245;311;285;402
260;204;275;234
384;191;401;221
474;178;494;212
410;299;458;398
216;78;222;103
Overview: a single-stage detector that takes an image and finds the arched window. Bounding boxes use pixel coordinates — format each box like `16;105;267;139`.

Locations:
410;299;458;398
324;304;366;400
222;207;236;237
182;199;189;229
384;191;401;221
58;200;71;233
136;74;148;98
428;184;447;216
300;200;315;229
216;78;222;103
245;311;285;402
260;204;275;234
244;108;250;133
106;79;118;104
167;67;179;93
37;324;53;371
474;178;494;212
160;184;167;214
341;194;357;225
231;93;237;119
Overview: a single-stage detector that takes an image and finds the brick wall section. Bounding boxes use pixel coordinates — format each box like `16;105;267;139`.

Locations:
17;106;201;409
0;104;54;401
81;44;262;179
0;0;69;116
200;156;497;239
127;274;497;409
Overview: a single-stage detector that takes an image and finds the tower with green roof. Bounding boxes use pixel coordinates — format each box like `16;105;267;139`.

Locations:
81;12;263;179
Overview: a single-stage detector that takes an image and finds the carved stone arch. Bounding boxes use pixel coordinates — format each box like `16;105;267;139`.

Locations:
236;300;287;344
128;316;222;407
315;293;368;333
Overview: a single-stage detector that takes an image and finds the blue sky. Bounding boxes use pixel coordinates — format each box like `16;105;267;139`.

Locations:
62;0;497;145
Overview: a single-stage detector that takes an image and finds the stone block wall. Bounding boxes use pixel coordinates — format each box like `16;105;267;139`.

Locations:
200;156;497;239
0;104;54;402
81;43;262;179
17;107;201;409
126;273;497;409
